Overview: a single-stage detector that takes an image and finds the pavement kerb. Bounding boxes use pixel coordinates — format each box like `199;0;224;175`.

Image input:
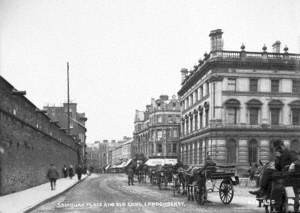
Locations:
23;175;89;213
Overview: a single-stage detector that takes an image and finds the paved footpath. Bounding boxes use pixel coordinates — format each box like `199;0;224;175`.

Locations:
0;175;87;213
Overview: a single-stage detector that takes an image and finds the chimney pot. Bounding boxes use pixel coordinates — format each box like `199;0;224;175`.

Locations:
209;29;224;52
272;41;281;53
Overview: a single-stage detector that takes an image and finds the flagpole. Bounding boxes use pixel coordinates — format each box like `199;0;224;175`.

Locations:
67;62;70;135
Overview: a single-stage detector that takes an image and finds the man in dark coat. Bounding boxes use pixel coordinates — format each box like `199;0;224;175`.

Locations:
249;142;295;199
127;166;134;186
62;165;68;178
76;164;83;180
68;165;74;179
47;164;59;190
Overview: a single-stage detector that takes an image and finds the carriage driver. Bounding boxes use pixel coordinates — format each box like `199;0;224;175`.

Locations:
200;155;217;174
249;141;295;199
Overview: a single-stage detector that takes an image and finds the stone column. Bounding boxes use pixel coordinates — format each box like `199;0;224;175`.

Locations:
211;139;217;161
192;143;195;164
214;81;223;120
238;139;248;167
261;103;269;124
259;139;270;163
282;104;290;125
202;141;206;164
215;139;226;164
240;103;247;124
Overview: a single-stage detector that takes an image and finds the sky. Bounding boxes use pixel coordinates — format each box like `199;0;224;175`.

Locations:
0;0;300;143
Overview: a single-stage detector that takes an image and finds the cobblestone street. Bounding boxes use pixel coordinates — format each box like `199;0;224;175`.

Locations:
32;174;264;213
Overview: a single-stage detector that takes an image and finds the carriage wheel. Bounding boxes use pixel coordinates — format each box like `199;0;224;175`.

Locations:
219;180;234;204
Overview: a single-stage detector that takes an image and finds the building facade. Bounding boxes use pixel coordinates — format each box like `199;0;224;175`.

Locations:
133;95;181;158
86;141;108;171
44;102;87;165
111;138;133;165
178;29;300;174
0;76;79;195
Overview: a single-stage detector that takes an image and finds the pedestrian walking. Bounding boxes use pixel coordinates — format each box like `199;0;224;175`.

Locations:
68;165;74;179
47;164;59;190
76;164;83;180
62;165;68;178
127;166;134;186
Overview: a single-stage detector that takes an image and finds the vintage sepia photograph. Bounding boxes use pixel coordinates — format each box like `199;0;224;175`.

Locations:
0;0;300;212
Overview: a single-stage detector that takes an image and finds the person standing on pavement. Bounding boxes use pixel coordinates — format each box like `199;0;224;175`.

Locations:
47;164;59;190
76;164;83;180
68;165;74;179
62;165;68;178
127;166;134;186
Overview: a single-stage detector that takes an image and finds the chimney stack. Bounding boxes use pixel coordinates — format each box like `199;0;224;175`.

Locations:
180;68;188;83
272;41;281;53
209;29;223;52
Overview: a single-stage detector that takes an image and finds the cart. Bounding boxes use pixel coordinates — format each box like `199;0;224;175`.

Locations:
187;165;239;205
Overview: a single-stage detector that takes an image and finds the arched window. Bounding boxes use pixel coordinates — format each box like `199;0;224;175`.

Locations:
268;100;283;125
224;99;240;124
289;100;300;125
226;139;237;164
246;99;263;125
204;102;209;127
248;139;258;163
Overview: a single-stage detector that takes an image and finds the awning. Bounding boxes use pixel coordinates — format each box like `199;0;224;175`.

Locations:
123;159;132;167
144;158;177;167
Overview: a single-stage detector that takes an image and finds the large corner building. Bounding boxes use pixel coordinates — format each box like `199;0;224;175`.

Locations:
178;29;300;173
133;95;181;159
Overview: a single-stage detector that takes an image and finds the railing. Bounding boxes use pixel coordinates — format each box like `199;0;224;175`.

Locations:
208;50;300;62
181;49;300;88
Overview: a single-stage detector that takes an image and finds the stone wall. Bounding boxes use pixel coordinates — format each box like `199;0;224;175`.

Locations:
0;77;79;195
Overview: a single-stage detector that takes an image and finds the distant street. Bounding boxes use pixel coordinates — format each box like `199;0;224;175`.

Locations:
32;174;264;213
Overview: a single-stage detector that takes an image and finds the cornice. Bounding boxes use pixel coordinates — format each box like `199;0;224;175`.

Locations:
178;51;300;96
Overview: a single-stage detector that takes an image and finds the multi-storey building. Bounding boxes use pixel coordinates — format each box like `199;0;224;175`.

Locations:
86;141;101;171
111;137;133;165
44;102;87;165
178;29;300;173
133;95;181;158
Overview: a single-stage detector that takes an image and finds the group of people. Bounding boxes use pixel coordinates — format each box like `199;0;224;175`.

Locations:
62;164;84;180
249;141;300;200
46;164;85;190
125;156;216;187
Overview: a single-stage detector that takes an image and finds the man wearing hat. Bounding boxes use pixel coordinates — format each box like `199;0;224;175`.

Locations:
249;141;295;199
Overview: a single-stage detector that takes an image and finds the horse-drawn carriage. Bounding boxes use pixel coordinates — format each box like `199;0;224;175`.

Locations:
256;171;300;213
175;165;239;205
144;158;178;189
155;164;176;190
